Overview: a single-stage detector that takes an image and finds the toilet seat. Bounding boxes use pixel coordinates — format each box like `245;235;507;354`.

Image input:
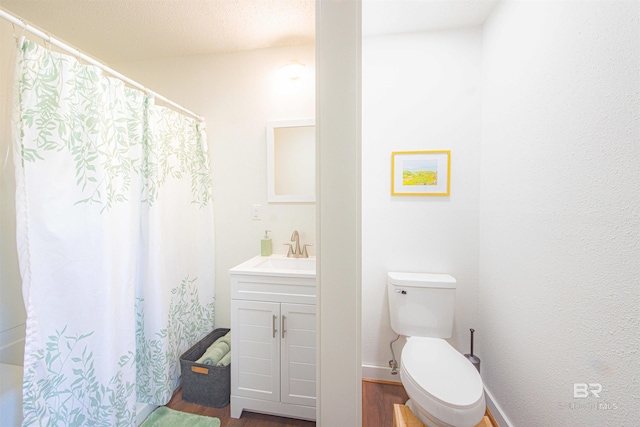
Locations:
400;337;485;427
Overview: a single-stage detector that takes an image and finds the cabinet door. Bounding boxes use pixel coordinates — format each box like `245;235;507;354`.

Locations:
280;303;316;407
231;299;280;402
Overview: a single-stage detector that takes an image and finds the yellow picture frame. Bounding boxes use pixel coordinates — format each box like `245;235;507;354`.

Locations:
391;150;451;196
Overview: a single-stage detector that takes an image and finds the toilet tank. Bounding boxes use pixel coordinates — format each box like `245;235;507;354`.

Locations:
387;272;456;338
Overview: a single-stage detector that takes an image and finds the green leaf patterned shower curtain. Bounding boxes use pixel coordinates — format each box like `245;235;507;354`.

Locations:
14;39;215;426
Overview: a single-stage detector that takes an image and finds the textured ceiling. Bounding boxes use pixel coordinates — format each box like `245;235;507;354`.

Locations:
0;0;497;65
0;0;316;63
363;0;497;36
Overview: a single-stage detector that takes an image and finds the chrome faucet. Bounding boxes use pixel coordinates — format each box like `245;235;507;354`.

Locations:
284;230;311;258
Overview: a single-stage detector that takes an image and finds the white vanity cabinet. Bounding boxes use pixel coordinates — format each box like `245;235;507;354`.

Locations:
229;255;316;421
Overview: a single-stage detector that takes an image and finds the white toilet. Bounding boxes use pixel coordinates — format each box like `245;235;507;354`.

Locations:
388;272;485;427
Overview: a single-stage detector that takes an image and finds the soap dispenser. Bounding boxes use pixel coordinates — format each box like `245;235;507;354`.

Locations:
261;230;272;256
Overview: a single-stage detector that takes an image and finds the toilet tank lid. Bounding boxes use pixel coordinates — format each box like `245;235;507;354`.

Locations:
388;272;456;288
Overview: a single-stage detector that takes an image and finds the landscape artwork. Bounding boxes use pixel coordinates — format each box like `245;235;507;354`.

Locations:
391;150;450;196
402;159;438;186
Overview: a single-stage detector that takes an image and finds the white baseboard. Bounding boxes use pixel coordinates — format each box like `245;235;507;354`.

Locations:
0;325;25;366
361;364;402;384
136;402;158;426
484;386;513;427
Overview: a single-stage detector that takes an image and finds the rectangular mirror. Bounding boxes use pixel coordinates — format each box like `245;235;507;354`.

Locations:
267;119;316;203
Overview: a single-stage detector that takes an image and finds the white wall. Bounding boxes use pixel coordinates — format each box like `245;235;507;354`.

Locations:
479;1;640;425
362;28;482;378
114;45;316;328
0;18;27;364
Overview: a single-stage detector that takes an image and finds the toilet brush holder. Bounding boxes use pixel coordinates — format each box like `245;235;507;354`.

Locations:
464;328;481;373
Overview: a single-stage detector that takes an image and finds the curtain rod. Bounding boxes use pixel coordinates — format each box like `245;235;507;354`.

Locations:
0;8;205;123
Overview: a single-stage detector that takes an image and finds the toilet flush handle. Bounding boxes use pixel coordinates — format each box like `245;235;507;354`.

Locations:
395;289;407;295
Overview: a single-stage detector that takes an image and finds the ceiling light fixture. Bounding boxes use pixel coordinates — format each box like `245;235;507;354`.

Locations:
279;61;306;80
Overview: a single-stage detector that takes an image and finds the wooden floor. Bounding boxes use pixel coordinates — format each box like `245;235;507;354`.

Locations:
166;380;489;427
362;379;410;426
166;380;405;426
166;387;315;426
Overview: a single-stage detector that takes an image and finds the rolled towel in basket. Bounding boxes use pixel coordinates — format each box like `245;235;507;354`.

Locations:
195;331;232;365
215;331;231;348
216;351;231;367
196;341;229;365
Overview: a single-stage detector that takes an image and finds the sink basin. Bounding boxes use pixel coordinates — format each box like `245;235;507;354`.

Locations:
255;257;315;272
230;254;316;278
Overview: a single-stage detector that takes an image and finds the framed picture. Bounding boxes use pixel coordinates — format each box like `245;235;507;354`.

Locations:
391;150;450;196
